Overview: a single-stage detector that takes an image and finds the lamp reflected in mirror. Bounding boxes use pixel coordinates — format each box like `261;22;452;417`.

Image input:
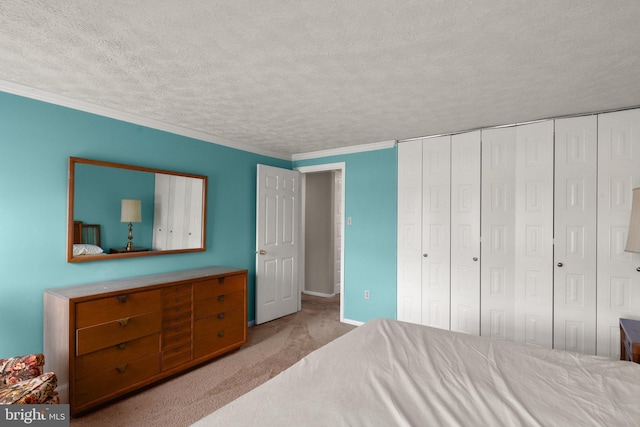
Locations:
121;199;142;251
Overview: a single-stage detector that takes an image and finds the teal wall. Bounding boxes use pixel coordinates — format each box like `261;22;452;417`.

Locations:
294;148;398;323
0;91;289;358
0;90;399;359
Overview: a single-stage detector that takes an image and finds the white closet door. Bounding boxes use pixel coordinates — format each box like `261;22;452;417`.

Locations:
185;177;203;249
152;173;171;250
597;109;640;357
397;139;423;324
167;176;187;249
421;136;451;329
554;116;597;354
481;127;517;341
514;121;554;348
450;131;481;335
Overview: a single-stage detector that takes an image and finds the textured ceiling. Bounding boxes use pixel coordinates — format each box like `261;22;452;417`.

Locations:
1;1;639;157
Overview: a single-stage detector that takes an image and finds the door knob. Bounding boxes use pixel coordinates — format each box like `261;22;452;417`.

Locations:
257;249;267;255
557;263;563;267
473;257;478;261
423;254;428;257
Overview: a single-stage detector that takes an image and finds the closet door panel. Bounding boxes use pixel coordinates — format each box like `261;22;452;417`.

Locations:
421;136;451;329
597;109;640;357
514;121;554;348
450;131;481;335
554;115;597;354
152;173;171;250
397;140;423;324
185;177;204;249
481;127;517;341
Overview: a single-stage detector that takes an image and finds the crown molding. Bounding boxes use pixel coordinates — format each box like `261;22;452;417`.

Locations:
292;140;397;161
0;80;291;160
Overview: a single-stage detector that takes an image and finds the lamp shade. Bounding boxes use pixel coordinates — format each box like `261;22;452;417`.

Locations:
625;188;640;253
121;199;142;223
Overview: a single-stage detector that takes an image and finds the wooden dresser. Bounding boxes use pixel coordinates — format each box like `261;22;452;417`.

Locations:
44;266;247;416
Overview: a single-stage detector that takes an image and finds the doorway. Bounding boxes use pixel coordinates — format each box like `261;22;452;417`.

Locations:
297;163;346;322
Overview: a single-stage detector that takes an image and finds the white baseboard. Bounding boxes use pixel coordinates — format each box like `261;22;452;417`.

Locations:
302;290;336;298
342;318;364;327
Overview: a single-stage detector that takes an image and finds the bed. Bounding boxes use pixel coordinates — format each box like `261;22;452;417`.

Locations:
72;221;104;256
192;318;640;426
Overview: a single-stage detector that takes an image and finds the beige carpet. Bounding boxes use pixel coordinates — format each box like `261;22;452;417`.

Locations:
70;294;355;427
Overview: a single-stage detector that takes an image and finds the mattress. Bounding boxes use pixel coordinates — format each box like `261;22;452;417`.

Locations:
192;318;640;426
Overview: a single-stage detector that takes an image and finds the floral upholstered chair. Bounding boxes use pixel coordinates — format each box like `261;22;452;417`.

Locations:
0;354;59;404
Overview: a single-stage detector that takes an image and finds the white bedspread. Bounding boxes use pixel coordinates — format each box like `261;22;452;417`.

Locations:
193;318;640;426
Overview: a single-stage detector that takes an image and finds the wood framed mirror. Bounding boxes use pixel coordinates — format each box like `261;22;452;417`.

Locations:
67;157;207;262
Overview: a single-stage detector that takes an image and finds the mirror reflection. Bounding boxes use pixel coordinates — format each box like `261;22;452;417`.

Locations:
68;157;207;262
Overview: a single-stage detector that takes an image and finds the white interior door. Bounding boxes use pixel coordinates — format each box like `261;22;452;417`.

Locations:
256;164;301;324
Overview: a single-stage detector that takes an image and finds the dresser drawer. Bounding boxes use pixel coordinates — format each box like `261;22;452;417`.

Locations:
162;284;192;307
163;322;191;341
76;289;162;328
76;311;162;356
74;353;161;408
162;310;192;330
193;275;245;300
193;307;244;346
162;329;191;350
162;343;193;371
76;333;160;380
163;301;192;318
194;290;244;320
193;323;245;358
161;325;192;371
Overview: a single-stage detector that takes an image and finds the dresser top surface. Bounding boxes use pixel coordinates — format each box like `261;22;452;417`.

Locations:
45;266;247;299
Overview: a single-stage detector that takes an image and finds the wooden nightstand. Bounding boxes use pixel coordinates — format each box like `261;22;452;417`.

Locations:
619;318;640;363
109;247;150;254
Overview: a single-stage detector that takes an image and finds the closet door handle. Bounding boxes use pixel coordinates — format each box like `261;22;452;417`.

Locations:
557;263;563;267
423;254;428;258
473;257;478;261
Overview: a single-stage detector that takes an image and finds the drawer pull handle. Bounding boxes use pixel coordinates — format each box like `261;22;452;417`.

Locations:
217;331;225;338
117;343;127;350
217;277;225;284
116;364;128;374
218;312;225;320
118;318;130;327
117;295;128;304
217;295;225;302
